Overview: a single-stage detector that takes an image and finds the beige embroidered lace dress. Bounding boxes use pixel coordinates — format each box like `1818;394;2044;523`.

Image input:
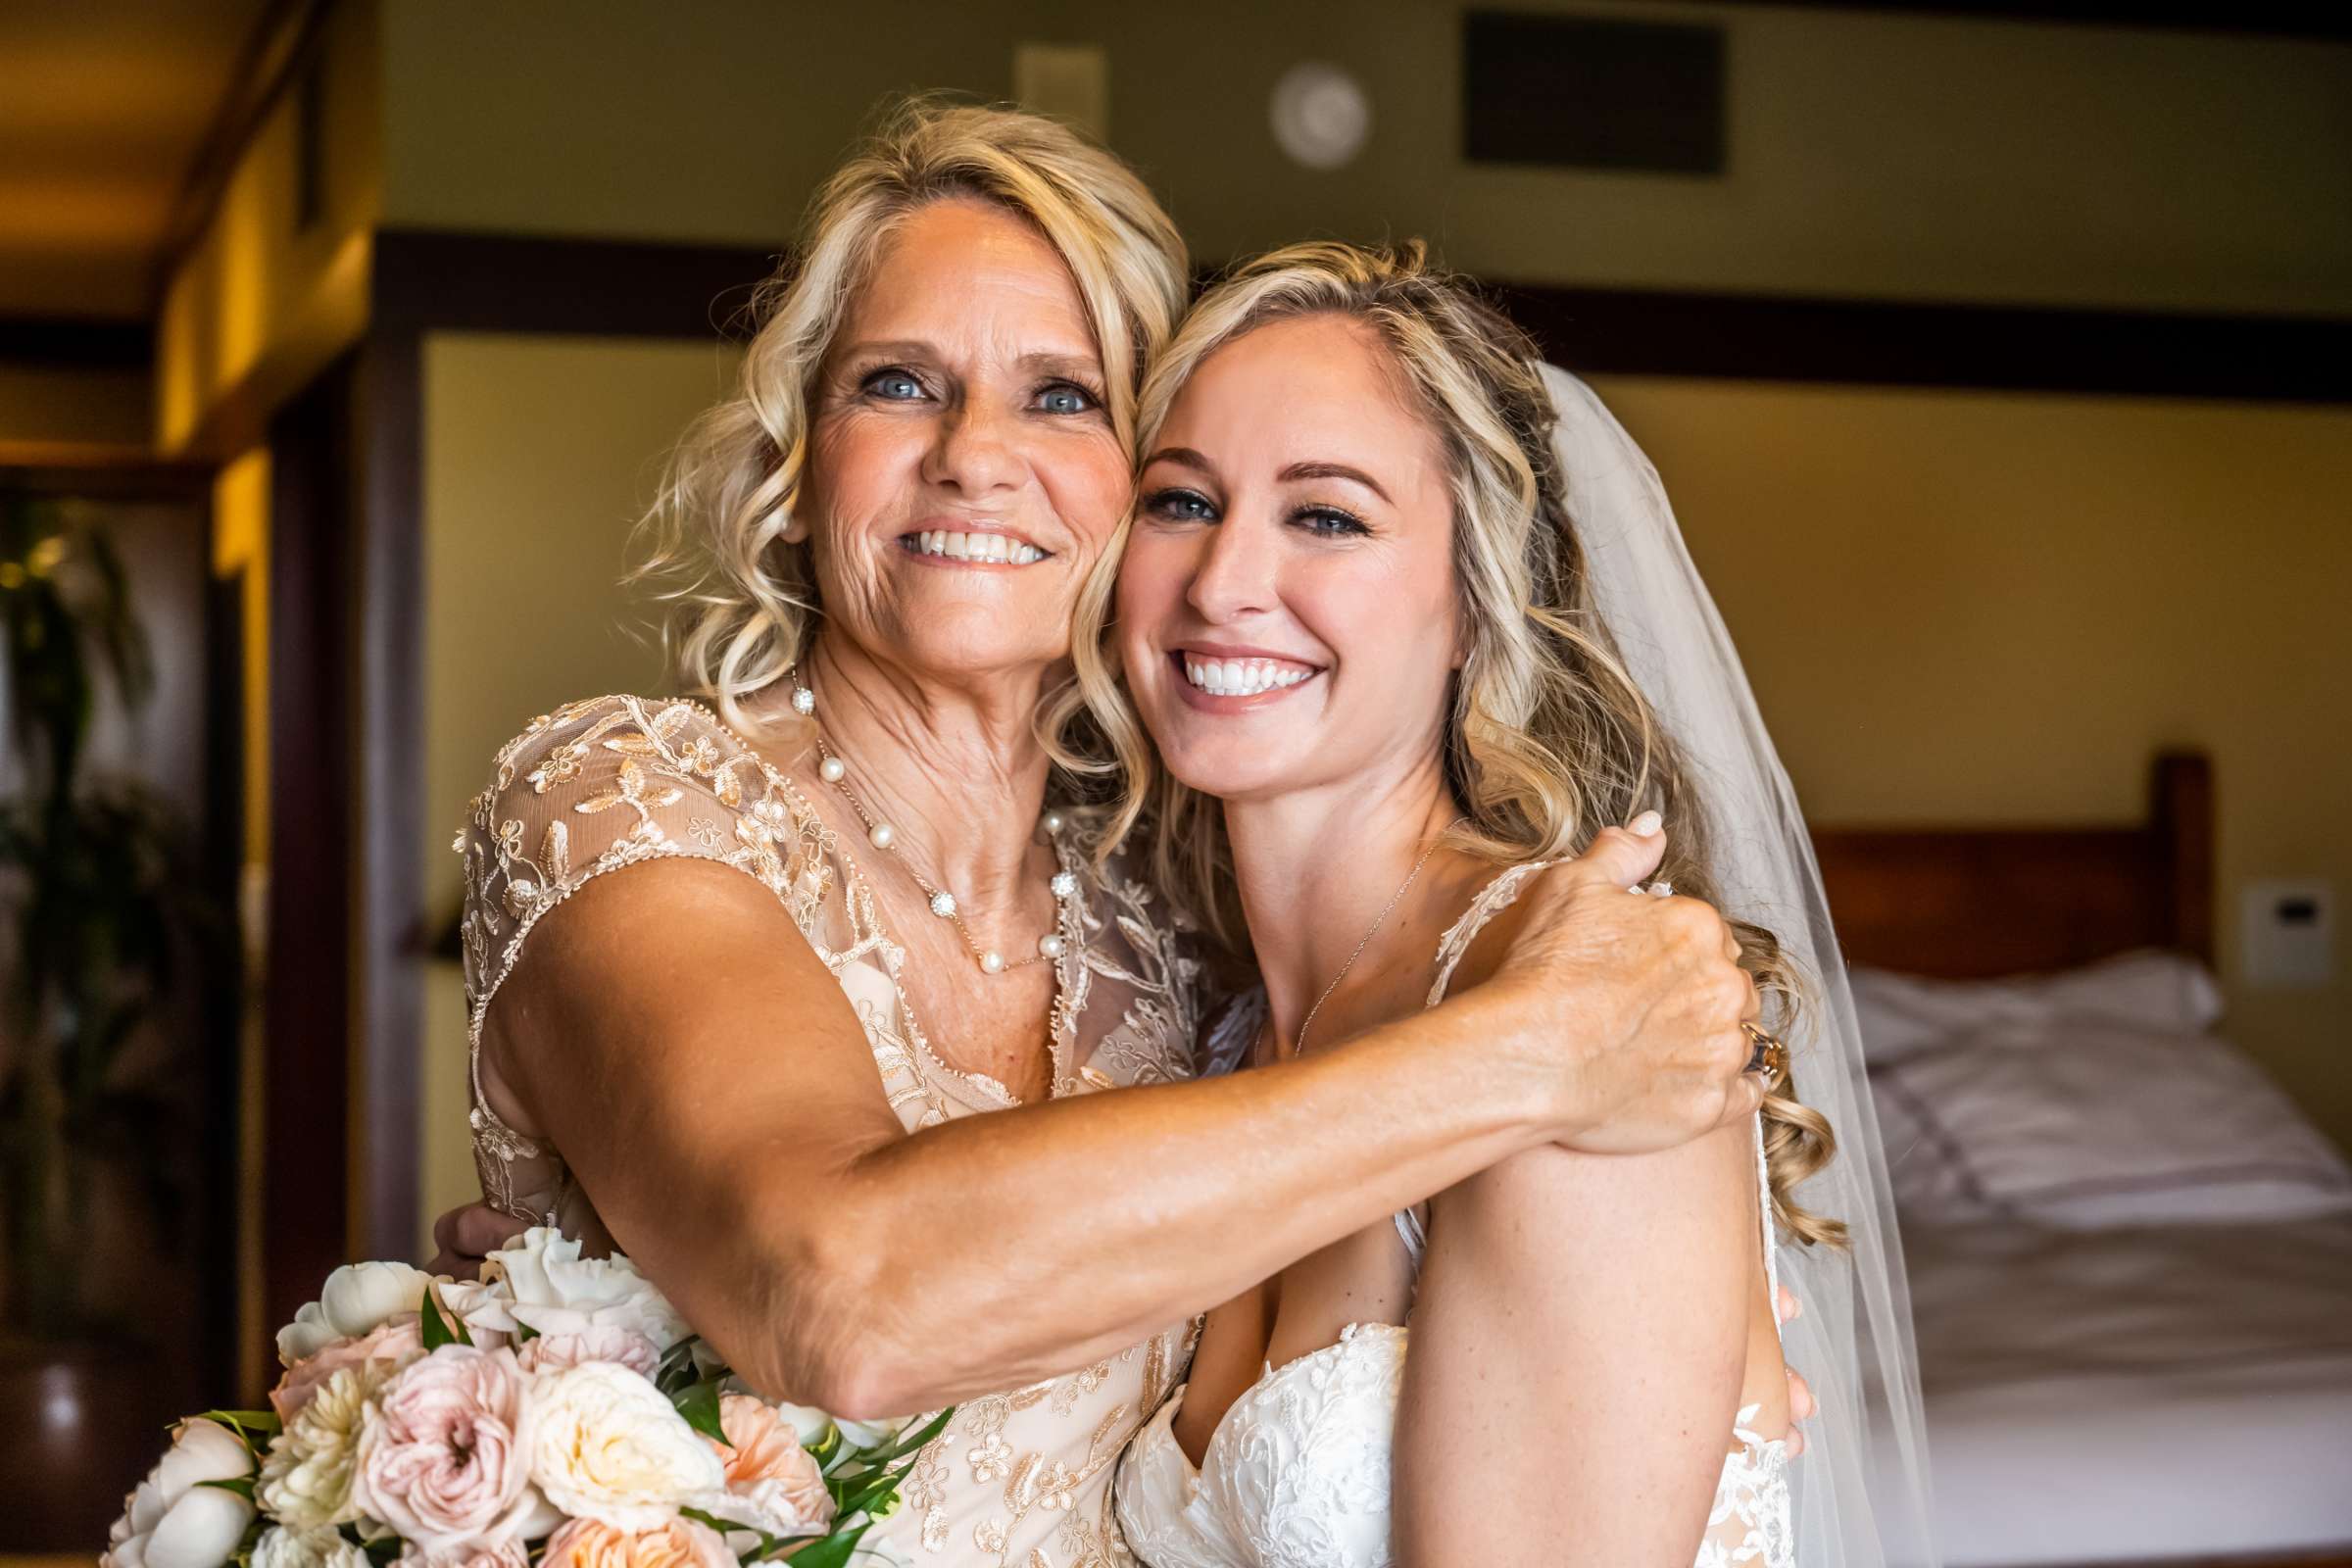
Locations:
457;694;1211;1567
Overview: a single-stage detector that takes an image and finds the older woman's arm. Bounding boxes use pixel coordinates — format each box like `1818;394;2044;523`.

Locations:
474;824;1761;1418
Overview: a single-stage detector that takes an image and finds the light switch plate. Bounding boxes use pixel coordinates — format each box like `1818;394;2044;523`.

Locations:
1014;43;1108;141
2240;879;2335;989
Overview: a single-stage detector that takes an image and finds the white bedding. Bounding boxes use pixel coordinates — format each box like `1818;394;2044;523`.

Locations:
1890;1214;2352;1565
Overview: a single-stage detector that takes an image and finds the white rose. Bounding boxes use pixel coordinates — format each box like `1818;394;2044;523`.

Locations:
250;1526;369;1568
527;1362;725;1530
278;1261;434;1364
258;1361;392;1530
473;1228;688;1351
766;1398;906;1453
103;1418;257;1568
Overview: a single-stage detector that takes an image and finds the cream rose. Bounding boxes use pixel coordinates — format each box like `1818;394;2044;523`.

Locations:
527;1362;725;1530
540;1517;732;1568
259;1361;393;1530
352;1346;546;1553
271;1316;426;1423
250;1525;370;1568
686;1396;836;1540
103;1418;258;1568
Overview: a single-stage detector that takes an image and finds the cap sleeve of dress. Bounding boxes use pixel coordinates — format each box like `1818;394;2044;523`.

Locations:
455;694;827;1030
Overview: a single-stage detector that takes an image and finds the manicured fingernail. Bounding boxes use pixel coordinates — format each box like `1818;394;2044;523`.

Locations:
1628;809;1662;836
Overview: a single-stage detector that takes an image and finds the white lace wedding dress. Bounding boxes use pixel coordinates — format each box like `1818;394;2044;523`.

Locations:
1114;862;1795;1568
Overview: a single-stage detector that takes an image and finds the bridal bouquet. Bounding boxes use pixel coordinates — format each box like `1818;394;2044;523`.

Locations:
105;1228;946;1568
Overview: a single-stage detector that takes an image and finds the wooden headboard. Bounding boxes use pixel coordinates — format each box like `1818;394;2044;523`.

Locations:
1809;752;2214;980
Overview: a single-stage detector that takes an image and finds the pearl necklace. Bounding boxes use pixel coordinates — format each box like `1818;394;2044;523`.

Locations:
792;671;1077;975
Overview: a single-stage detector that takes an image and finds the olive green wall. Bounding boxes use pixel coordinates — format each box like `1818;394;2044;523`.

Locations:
380;0;2352;314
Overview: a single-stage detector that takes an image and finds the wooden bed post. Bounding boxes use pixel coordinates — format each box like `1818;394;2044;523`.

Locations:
2153;751;2216;967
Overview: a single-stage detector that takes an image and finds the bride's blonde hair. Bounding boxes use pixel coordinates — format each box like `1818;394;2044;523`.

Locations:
1052;240;1844;1247
636;96;1190;729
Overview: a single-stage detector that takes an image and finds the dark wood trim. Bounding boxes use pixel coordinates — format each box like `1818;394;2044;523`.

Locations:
372;227;2352;404
370;228;774;342
352;333;421;1262
1685;0;2352;40
1491;284;2352;404
0;463;212;501
2155;750;2216;965
0;318;153;368
263;357;357;1333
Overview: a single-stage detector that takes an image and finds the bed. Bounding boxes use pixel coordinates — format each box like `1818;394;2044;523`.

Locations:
1813;754;2352;1568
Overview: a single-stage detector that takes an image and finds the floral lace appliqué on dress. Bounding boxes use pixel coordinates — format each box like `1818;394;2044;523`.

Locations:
1113;861;1794;1568
458;695;1212;1567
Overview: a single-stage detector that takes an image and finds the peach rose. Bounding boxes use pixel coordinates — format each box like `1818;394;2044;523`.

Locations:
398;1543;531;1568
540;1517;731;1568
271;1317;426;1424
686;1395;836;1539
352;1346;542;1553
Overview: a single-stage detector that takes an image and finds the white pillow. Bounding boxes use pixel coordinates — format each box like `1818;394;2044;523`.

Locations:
1870;1022;2352;1229
1850;949;2225;1062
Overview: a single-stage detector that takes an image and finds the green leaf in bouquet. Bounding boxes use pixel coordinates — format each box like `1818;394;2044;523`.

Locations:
854;1406;953;1466
673;1377;730;1446
200;1408;282;1436
419;1285;475;1348
654;1335;700;1396
777;1521;870;1568
196;1476;257;1500
513;1320;541;1343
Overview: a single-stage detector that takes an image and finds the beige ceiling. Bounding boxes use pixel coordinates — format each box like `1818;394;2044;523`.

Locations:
0;0;274;321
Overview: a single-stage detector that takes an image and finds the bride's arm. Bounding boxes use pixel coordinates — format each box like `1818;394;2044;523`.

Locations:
479;829;1761;1419
1392;1122;1785;1566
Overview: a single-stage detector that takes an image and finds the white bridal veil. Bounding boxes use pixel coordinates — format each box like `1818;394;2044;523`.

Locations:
1541;366;1939;1567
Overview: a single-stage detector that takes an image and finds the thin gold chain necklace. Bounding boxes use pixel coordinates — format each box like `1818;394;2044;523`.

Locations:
1291;820;1461;1055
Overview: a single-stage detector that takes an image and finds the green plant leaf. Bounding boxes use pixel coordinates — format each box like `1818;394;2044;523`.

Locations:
855;1406;952;1465
196;1476;257;1500
419;1286;471;1348
779;1522;869;1568
673;1378;728;1446
201;1408;281;1436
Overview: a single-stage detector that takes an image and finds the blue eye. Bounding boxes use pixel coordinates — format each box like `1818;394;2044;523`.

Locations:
865;369;925;401
1145;487;1218;523
1035;382;1099;416
1297;506;1369;537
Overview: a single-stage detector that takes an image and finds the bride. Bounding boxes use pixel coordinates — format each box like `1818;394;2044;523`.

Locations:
1079;243;1933;1566
440;100;1805;1567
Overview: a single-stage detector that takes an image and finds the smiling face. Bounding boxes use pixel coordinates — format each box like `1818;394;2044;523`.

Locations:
1118;313;1465;807
799;198;1130;687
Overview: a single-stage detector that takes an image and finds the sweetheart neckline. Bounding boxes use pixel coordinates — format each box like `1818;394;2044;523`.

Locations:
1172;1320;1410;1476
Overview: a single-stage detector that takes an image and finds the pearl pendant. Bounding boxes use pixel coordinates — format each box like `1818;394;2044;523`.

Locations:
929;891;957;917
818;756;846;782
979;950;1005;974
792;686;815;715
868;821;895;850
1038;933;1065;958
1042;809;1065;835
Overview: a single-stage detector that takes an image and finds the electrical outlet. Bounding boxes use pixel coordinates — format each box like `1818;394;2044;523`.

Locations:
2240;879;2336;989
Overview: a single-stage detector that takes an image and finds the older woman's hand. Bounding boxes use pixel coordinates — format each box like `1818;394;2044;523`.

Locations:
1488;818;1767;1155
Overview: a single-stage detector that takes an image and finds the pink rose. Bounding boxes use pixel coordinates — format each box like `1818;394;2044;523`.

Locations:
687;1395;836;1539
400;1544;531;1568
514;1325;660;1379
541;1517;731;1568
271;1317;426;1423
352;1346;542;1553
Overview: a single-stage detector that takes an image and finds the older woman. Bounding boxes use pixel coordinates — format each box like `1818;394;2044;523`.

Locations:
444;102;1767;1564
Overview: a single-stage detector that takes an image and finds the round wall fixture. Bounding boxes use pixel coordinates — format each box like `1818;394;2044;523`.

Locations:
1270;62;1372;171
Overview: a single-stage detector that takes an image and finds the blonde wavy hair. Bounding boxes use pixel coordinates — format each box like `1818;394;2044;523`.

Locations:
1054;241;1844;1247
636;97;1190;729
